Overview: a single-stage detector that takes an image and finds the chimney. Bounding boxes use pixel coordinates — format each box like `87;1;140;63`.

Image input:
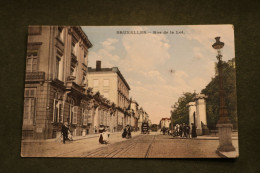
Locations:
96;60;101;71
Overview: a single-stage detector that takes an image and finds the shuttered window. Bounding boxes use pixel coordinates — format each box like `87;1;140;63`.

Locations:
23;88;36;125
26;53;38;72
72;106;78;124
82;109;88;126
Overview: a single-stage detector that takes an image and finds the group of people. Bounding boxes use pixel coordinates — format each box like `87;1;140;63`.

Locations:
122;126;132;139
173;123;197;138
61;122;73;144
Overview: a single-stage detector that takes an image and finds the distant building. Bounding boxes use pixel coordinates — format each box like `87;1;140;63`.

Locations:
87;61;131;131
137;107;150;129
160;118;171;129
130;99;139;130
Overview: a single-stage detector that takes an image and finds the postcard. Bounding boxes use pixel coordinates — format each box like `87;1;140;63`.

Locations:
21;25;238;158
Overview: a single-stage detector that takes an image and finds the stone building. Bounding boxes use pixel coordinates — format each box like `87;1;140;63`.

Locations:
137;107;150;129
87;61;131;131
22;26;115;140
128;99;139;131
160;118;171;129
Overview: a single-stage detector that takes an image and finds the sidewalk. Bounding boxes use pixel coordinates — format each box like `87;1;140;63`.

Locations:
22;131;139;143
21;131;143;157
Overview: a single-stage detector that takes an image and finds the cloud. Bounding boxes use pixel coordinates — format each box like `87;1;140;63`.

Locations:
192;47;205;60
140;70;166;83
120;27;171;71
101;38;118;51
88;38;120;68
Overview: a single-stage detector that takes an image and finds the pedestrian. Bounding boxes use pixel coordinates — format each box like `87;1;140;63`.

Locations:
191;123;197;138
183;123;187;138
176;124;179;136
94;126;97;134
179;124;183;137
99;128;104;144
61;122;69;144
122;128;127;138
185;124;190;138
102;129;109;144
127;127;132;138
173;125;177;137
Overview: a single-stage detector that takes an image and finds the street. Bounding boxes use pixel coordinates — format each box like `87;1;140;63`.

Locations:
21;132;238;158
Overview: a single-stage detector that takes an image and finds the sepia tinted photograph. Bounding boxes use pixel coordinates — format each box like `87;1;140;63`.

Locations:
21;25;238;158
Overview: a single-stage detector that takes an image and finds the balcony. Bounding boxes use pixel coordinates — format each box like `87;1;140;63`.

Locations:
25;72;45;82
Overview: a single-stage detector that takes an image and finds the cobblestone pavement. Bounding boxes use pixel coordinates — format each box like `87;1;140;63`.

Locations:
21;132;239;158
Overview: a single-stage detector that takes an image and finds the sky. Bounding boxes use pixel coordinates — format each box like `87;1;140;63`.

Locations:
82;25;235;124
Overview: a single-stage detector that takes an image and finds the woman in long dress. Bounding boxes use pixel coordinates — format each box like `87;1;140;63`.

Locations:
99;128;104;144
102;130;109;144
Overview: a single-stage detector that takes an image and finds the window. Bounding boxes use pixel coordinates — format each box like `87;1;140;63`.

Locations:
93;79;99;87
26;53;38;72
82;109;88;126
23;88;36;125
87;110;92;124
72;106;78;124
103;79;109;87
69;99;77;124
53;99;63;123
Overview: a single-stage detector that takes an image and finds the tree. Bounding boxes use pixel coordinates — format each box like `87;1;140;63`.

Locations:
201;58;237;130
171;92;196;125
170;58;237;130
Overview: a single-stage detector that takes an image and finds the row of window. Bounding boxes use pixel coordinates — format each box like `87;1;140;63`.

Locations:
93;79;110;87
23;88;92;126
27;27;88;85
118;79;128;98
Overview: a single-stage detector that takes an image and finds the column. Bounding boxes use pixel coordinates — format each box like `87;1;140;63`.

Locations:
194;94;209;135
187;102;196;126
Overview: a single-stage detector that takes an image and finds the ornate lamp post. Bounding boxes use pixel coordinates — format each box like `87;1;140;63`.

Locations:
212;37;235;152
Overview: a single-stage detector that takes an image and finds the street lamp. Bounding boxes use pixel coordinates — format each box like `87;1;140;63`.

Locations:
212;37;235;152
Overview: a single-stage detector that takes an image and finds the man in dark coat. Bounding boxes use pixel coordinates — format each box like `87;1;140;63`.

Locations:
127;127;132;138
61;122;69;144
191;123;197;138
185;124;191;138
122;128;127;138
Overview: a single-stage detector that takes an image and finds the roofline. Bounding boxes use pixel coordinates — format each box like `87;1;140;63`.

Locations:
74;26;93;48
88;67;131;90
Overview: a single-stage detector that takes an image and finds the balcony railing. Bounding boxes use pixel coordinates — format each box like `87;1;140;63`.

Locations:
25;72;45;82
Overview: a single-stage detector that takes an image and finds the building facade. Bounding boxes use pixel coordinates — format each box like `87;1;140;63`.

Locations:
22;26;116;140
160;118;171;129
87;61;131;131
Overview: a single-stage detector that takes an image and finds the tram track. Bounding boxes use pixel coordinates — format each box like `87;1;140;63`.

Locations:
144;135;155;158
81;135;143;158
